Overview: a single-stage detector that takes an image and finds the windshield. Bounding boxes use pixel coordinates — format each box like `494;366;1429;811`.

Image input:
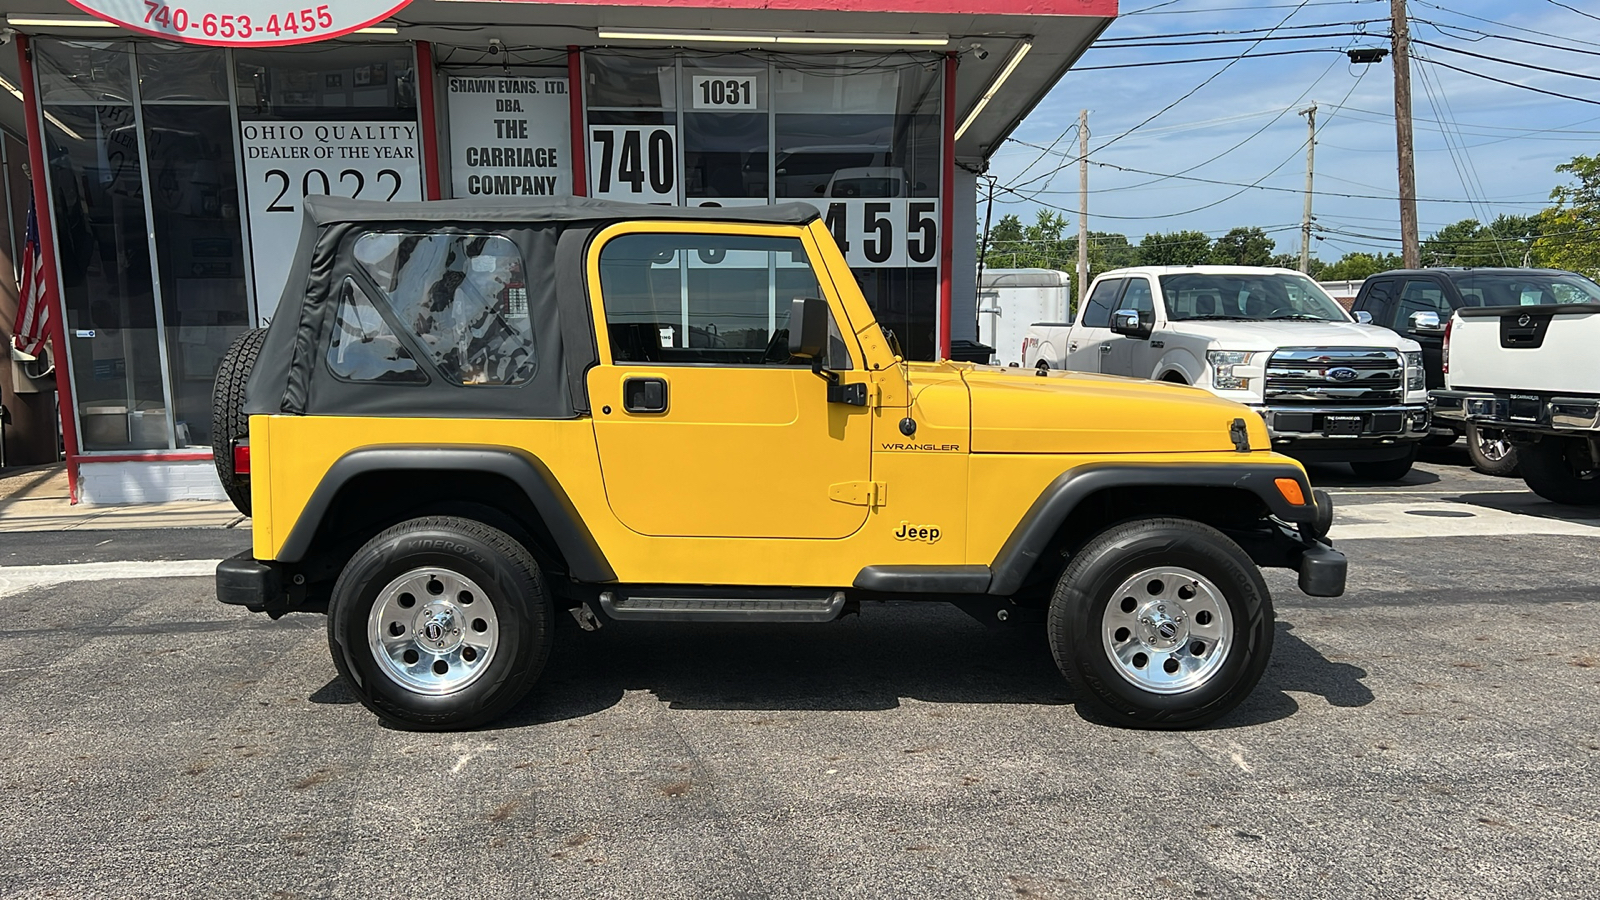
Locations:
1159;272;1350;322
1450;272;1600;307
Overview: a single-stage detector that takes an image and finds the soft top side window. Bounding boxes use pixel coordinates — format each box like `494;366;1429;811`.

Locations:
326;277;428;384
354;232;537;386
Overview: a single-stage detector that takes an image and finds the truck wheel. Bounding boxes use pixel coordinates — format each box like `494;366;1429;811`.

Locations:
1047;518;1274;730
210;328;267;516
1466;425;1518;477
327;516;553;730
1349;445;1417;482
1518;437;1600;506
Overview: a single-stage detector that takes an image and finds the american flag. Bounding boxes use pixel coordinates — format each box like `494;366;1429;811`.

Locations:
13;199;51;358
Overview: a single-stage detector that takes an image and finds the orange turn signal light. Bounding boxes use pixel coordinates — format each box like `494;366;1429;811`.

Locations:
1274;477;1306;506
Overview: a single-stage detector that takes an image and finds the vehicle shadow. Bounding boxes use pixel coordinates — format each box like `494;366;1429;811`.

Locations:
1302;461;1443;488
1452;492;1600;525
443;607;1377;732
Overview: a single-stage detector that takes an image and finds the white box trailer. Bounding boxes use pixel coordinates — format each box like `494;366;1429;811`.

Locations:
978;268;1073;367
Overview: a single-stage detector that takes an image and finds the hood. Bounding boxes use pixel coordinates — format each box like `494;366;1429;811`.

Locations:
1164;319;1416;350
956;365;1270;454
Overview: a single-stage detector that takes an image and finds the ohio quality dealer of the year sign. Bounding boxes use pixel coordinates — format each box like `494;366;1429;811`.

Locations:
64;0;412;46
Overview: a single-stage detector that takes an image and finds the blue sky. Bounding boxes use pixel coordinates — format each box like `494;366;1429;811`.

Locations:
990;0;1600;263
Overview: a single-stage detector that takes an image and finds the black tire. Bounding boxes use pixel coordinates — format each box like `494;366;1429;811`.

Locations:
1465;425;1519;477
1047;518;1274;730
328;516;554;730
211;328;267;516
1349;445;1418;482
1518;437;1600;506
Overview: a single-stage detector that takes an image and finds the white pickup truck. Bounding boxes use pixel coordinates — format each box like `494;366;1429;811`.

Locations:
1431;269;1600;505
1024;266;1430;480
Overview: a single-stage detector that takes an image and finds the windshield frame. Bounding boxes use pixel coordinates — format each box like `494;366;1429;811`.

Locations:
1157;271;1352;323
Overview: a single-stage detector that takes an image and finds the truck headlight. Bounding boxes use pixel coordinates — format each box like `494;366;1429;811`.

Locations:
1207;350;1255;391
1403;351;1424;392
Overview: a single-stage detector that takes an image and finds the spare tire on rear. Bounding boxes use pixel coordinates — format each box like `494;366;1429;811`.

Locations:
212;328;267;516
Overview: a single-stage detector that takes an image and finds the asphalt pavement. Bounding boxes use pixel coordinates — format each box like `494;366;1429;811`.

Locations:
1;444;1597;899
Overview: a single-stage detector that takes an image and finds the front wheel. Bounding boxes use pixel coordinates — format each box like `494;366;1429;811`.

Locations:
1048;518;1274;729
1518;437;1600;506
328;516;553;730
1466;425;1519;477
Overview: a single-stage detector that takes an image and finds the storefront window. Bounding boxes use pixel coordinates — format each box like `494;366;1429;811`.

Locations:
585;50;944;360
38;49;171;450
234;46;417;119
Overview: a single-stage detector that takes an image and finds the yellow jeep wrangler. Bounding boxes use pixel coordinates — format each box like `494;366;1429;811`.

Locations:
214;196;1345;731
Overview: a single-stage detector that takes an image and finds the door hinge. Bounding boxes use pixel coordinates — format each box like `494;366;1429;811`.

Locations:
830;481;887;507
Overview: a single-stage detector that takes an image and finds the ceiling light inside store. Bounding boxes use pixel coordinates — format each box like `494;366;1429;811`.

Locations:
596;28;947;47
0;74;85;139
5;15;118;27
954;39;1031;141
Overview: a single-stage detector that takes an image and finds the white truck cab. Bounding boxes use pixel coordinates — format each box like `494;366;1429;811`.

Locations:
1025;265;1430;479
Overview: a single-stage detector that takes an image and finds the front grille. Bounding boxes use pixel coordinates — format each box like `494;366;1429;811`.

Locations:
1265;347;1403;404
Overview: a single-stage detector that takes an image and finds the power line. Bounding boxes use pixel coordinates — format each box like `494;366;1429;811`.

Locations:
1090;31;1381;49
1413;18;1600;59
1415;51;1600;107
1124;0;1384;14
1027;161;1551;205
1542;0;1600;23
1410;0;1600;50
1096;19;1389;41
1069;47;1349;72
1412;38;1600;85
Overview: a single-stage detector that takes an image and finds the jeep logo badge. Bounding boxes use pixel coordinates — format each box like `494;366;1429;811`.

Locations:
1327;367;1359;383
894;522;941;542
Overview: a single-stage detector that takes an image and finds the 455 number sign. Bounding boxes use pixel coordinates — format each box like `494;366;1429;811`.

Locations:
810;199;939;269
65;0;412;46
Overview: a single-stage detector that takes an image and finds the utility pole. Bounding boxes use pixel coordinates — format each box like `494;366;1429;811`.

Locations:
1299;103;1317;273
1392;0;1420;267
1077;109;1089;310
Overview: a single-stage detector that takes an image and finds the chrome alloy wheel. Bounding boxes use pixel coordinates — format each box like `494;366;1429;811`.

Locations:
1100;566;1233;694
1477;428;1513;463
368;567;500;696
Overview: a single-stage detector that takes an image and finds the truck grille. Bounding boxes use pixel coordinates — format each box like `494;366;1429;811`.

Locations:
1264;348;1404;404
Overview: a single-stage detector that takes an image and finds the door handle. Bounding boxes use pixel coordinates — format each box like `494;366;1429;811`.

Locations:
622;376;668;413
1068;343;1078;352
1100;344;1113;353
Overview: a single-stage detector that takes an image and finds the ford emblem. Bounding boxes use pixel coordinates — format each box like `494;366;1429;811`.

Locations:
1327;367;1360;383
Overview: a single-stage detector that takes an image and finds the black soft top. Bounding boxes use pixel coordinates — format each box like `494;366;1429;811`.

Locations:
245;198;821;420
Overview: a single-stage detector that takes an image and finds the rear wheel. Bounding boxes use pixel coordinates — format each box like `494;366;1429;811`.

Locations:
1048;518;1274;729
1466;425;1519;477
328;516;553;730
1349;445;1417;482
211;328;266;516
1518;437;1600;506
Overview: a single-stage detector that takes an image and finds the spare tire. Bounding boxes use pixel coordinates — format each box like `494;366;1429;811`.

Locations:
212;328;267;516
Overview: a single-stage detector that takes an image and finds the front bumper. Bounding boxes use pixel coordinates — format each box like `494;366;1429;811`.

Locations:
1432;389;1600;435
1254;403;1430;445
1231;489;1346;598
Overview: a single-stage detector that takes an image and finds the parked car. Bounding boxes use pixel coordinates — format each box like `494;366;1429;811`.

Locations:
977;268;1072;367
1430;269;1600;505
1024;266;1429;480
1345;267;1580;476
213;197;1345;732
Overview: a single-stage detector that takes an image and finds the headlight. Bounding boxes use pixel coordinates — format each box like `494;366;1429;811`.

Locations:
1403;351;1424;391
1207;350;1256;391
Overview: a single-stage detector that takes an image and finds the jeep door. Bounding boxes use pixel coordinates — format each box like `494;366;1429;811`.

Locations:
587;224;874;539
1065;277;1126;373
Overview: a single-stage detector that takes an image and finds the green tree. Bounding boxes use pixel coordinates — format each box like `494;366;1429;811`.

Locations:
1209;226;1276;266
1421;215;1539;267
1319;252;1403;282
1269;252;1328;278
1138;230;1212;266
1535;154;1600;276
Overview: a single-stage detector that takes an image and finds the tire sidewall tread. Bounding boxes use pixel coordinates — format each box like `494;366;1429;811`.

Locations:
1048;517;1274;730
328;515;553;730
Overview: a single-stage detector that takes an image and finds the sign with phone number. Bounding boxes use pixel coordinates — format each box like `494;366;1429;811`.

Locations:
64;0;413;46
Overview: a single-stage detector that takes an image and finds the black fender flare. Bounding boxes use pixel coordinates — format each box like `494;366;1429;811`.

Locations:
986;462;1316;596
274;445;615;582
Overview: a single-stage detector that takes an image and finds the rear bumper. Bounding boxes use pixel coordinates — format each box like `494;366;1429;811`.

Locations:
1432;389;1600;435
217;551;290;617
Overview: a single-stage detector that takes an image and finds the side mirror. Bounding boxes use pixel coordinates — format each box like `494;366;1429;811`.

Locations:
1409;310;1445;335
788;296;829;360
1354;310;1373;325
1110;308;1153;340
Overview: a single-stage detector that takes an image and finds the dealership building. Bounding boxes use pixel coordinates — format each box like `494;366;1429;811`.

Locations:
0;0;1114;503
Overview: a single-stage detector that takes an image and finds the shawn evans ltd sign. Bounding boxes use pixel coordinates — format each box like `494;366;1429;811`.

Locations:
64;0;412;45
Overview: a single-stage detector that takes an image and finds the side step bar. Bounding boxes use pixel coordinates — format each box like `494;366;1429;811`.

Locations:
597;590;847;623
